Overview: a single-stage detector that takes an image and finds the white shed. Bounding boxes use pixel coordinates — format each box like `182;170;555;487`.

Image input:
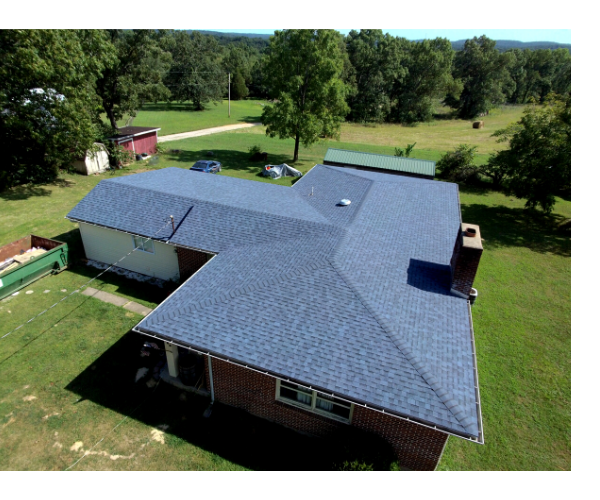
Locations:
73;143;110;175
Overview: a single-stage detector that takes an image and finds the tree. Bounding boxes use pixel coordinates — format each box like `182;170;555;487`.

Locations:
0;29;115;190
505;48;571;104
231;69;249;100
164;31;226;111
481;151;512;190
389;38;454;123
222;43;258;88
490;95;570;213
261;30;350;162
445;36;513;119
96;30;171;129
345;30;397;123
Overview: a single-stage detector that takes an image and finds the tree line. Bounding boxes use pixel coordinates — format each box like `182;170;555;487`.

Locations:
1;29;571;209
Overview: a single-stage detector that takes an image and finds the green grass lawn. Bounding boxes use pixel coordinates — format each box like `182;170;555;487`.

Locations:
0;107;570;470
114;100;264;136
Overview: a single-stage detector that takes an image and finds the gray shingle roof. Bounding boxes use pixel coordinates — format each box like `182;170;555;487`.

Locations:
67;166;481;439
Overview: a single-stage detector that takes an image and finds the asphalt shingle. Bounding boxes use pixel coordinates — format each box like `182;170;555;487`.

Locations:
67;165;481;439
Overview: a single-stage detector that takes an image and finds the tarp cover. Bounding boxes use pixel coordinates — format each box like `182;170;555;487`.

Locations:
261;164;302;180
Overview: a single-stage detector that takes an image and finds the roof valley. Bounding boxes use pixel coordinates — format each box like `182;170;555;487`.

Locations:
327;257;470;435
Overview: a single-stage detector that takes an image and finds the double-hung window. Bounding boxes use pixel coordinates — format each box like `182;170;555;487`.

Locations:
276;380;353;423
132;235;154;254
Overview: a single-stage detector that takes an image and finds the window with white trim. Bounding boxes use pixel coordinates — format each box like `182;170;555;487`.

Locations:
276;380;353;422
132;235;154;254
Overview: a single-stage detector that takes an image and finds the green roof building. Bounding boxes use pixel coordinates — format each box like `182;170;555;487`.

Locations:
323;148;436;179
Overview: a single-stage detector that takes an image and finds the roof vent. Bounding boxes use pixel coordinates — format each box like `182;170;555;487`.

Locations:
339;199;351;206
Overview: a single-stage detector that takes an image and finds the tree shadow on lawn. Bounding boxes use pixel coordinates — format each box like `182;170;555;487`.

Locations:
0;184;52;201
461;203;571;256
65;331;395;471
0;177;78;201
164;149;301;180
140;102;198;113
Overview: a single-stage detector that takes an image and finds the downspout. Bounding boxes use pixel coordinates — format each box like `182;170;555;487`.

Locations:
203;355;215;418
207;355;215;403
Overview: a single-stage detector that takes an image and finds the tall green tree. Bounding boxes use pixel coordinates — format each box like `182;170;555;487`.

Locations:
0;29;115;190
505;48;571;104
165;31;226;110
390;38;454;123
96;29;171;129
261;29;350;161
222;43;258;86
445;36;513;119
491;95;571;212
345;30;398;123
230;69;249;100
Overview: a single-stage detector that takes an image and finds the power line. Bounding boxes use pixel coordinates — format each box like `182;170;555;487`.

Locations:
1;219;172;341
64;379;162;471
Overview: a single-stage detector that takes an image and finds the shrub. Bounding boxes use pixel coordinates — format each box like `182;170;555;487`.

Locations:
106;142;134;168
437;144;479;183
248;144;262;157
394;142;416;158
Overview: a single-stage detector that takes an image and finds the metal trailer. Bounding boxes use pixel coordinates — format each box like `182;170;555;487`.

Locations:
0;235;69;300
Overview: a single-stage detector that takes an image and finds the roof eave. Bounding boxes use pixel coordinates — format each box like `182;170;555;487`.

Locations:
132;324;482;444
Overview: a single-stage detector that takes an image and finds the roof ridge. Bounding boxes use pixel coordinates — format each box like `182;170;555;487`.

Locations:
147;256;332;326
100;177;337;234
328;258;470;434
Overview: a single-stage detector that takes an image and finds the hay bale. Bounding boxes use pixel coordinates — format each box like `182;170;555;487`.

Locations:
473;121;484;129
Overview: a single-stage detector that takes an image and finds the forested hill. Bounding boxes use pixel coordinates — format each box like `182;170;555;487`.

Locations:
196;30;570;52
451;39;571;51
196;30;270;39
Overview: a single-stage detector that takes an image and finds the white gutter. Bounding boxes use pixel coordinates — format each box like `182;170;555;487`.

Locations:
131;326;483;444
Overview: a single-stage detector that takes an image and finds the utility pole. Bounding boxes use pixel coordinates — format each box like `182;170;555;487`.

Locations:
228;73;231;118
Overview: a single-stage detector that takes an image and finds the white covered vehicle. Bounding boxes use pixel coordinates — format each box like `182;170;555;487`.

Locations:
261;164;302;180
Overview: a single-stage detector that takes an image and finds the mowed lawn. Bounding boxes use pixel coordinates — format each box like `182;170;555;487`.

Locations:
0;115;570;470
114;100;264;136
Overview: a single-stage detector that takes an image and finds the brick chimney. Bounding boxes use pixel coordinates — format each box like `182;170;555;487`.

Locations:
450;223;483;299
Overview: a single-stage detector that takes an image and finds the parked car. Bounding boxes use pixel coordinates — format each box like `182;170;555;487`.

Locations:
190;160;221;173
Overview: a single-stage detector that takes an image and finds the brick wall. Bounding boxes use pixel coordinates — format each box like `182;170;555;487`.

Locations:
207;356;448;470
176;247;212;282
351;406;448;470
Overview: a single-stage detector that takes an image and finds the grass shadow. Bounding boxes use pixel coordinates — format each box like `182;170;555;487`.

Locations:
139;102;199;113
461;203;571;256
65;331;396;471
0;178;78;201
163;149;295;181
0;184;53;201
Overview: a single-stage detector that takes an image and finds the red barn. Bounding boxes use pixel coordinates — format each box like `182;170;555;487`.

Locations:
106;126;161;156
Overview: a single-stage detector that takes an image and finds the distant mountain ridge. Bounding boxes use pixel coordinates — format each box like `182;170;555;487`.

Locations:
196;30;271;39
450;39;571;51
197;30;571;51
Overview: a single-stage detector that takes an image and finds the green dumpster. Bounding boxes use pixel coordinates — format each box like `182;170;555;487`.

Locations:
0;235;69;300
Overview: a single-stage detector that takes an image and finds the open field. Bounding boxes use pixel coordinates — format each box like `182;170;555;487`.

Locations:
114;100;264;136
119;100;525;160
0;107;570;470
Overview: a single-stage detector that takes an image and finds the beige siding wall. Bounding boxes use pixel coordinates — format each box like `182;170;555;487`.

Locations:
79;223;180;281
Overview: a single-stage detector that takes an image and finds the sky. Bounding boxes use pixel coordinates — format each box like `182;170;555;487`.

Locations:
201;29;571;44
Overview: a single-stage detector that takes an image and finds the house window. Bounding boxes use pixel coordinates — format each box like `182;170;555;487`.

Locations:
276;380;353;423
132;235;154;254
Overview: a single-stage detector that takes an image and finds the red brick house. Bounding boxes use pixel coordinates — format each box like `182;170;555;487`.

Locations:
67;166;484;470
105;126;161;155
